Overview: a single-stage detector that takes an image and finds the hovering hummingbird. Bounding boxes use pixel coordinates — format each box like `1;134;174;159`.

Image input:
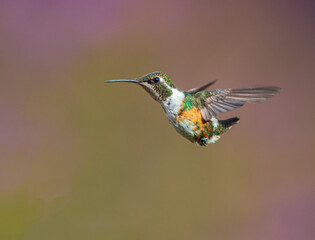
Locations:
106;72;280;146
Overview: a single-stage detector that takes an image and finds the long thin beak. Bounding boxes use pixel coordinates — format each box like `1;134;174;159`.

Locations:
105;79;139;83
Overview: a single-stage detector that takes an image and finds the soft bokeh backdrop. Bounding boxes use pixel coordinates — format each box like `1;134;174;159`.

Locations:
0;0;314;239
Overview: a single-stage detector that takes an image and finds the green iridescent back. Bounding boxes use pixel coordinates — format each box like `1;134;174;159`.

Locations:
182;91;221;111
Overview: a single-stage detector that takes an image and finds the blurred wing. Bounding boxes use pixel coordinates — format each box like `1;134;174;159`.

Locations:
186;80;217;94
194;87;281;121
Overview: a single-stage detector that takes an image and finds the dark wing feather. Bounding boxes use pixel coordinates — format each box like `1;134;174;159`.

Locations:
193;87;280;121
186;80;217;94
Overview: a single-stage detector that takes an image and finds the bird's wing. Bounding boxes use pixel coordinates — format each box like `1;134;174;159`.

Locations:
190;87;281;122
186;80;217;94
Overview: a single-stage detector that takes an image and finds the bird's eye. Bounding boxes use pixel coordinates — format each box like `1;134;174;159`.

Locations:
148;77;160;84
153;77;160;83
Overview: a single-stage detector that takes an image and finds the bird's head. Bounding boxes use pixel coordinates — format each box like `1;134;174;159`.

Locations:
106;72;176;102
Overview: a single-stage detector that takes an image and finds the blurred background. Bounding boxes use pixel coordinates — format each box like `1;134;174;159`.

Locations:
0;0;314;239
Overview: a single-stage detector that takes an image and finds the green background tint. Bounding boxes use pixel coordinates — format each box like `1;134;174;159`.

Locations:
0;1;314;239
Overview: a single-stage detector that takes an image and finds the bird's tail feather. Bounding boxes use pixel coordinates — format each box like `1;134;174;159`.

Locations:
219;117;240;130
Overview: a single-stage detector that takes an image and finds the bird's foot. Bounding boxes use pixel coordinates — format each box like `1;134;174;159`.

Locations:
198;138;209;146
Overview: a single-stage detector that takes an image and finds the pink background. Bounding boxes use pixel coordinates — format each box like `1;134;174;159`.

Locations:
0;1;314;239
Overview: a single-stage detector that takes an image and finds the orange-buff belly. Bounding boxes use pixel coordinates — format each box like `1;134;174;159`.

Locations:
175;107;213;140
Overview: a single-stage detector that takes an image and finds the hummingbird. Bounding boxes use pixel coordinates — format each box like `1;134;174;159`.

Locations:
106;72;280;146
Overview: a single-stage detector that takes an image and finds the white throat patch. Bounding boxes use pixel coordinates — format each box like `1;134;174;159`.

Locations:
161;88;185;120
